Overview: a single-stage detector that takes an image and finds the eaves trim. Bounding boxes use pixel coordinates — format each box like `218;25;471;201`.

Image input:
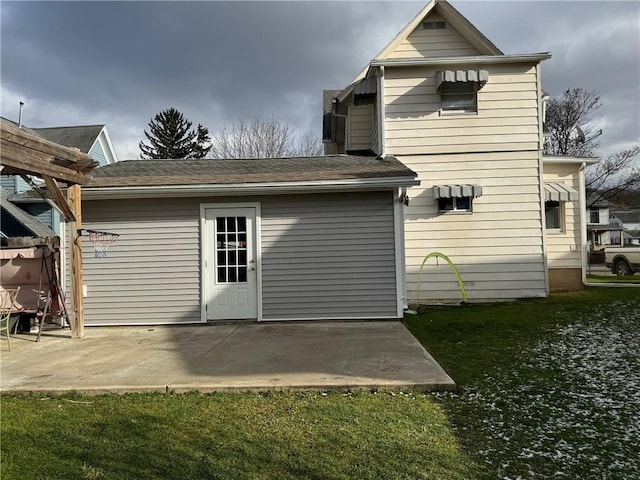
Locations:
370;53;551;68
81;177;422;200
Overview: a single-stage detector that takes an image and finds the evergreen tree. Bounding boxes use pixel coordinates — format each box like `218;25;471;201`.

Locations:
139;107;211;159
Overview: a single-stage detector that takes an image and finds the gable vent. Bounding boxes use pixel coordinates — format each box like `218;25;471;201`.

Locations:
423;21;446;29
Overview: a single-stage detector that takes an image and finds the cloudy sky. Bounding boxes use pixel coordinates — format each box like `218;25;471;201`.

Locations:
1;1;638;160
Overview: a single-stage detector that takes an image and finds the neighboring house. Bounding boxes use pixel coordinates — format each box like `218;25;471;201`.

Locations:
72;156;418;325
586;195;623;249
610;210;640;245
1;118;118;234
1;187;56;240
323;0;595;299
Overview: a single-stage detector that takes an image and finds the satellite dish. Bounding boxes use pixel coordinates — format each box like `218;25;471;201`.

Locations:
576;126;586;144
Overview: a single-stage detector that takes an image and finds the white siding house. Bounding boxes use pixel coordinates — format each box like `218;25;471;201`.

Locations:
324;0;594;300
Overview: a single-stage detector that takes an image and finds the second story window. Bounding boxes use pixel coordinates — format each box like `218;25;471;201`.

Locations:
440;83;477;113
589;208;600;224
436;70;488;115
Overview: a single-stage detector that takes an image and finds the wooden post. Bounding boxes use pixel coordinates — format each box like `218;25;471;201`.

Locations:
68;184;84;338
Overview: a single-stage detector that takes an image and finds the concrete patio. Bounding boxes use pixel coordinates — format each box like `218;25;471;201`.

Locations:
0;321;455;394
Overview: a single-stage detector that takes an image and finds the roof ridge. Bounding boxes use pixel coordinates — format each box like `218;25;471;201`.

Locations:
34;124;105;130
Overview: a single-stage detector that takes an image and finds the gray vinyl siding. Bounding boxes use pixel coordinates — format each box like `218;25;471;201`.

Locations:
88;141;108;166
77;192;399;325
80;198;201;325
16;176;30;193
1;176;16;194
22;203;55;231
260;192;398;319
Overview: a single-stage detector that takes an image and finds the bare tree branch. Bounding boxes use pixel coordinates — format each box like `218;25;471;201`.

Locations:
544;88;602;157
586;143;640;208
209;117;321;159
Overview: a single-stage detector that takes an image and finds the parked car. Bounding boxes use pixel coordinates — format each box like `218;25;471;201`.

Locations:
604;247;640;276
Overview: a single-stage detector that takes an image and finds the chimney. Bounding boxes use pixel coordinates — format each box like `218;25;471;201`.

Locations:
18;101;24;128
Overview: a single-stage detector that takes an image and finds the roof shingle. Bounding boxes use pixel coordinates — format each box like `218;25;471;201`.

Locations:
87;155;416;188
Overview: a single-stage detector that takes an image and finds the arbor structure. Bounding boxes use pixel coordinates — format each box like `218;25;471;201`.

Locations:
139;108;211;159
209;117;322;159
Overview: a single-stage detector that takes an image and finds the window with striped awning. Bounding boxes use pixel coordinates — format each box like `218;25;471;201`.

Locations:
544;183;578;202
433;184;483;199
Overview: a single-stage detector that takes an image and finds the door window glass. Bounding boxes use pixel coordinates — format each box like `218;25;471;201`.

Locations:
215;216;248;283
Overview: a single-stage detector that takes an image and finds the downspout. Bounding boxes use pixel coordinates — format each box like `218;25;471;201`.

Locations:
579;161;589;286
377;66;386;157
536;64;549;295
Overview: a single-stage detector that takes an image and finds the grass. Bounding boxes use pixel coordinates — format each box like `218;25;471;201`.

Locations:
1;390;475;480
405;287;640;479
587;273;640;283
2;288;639;479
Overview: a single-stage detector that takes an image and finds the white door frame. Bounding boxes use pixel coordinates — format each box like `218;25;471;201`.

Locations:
200;202;262;322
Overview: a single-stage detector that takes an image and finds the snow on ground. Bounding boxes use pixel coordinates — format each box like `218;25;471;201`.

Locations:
435;299;640;480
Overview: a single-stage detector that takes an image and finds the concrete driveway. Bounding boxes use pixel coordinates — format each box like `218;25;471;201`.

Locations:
0;321;455;394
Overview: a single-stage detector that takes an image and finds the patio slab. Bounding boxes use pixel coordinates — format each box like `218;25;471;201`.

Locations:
0;321;455;394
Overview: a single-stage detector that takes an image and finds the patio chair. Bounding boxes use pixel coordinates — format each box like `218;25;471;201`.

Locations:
1;288;20;351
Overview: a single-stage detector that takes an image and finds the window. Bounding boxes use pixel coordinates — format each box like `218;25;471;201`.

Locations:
215;216;248;284
438;196;473;212
589;208;600;224
545;201;562;230
440;83;477;113
423;21;446;29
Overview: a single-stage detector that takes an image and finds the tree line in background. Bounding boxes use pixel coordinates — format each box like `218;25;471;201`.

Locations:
544;88;640;209
139;107;322;160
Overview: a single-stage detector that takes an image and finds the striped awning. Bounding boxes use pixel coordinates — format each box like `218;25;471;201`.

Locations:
544;183;578;202
436;70;488;90
433;184;483;199
353;77;377;105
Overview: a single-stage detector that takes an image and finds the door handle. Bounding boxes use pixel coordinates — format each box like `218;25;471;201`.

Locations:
249;259;256;271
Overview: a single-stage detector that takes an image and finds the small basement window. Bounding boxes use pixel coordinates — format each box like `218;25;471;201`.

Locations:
438;196;473;213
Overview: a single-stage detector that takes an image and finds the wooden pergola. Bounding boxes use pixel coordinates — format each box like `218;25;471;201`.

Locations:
1;118;98;338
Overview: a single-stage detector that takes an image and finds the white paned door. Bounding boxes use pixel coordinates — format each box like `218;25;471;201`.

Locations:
204;207;258;320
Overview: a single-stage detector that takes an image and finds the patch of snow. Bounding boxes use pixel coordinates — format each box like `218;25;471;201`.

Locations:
433;299;640;479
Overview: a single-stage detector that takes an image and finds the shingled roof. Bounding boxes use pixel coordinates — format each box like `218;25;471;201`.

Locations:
87;155;416;188
1;187;55;238
34;125;104;154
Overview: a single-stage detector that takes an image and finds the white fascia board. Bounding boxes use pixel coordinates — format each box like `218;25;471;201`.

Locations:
82;177;421;200
99;127;119;164
371;53;552;67
543;155;599;165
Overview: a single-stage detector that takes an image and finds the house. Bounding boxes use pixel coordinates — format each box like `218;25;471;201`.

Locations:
586;195;623;249
1;187;56;240
72;156;418;325
323;0;596;299
1;119;118;235
610;210;640;245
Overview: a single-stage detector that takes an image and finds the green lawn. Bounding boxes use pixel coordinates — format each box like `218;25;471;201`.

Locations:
1;391;475;480
405;287;640;479
2;288;639;480
587;273;640;283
